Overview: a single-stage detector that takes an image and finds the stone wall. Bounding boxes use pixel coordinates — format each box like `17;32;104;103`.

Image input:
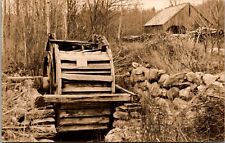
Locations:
105;103;142;142
105;62;225;142
129;62;224;107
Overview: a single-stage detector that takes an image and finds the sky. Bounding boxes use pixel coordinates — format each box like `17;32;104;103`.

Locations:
141;0;204;10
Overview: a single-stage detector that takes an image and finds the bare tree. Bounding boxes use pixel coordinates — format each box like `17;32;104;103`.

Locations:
14;0;20;64
169;0;182;6
67;0;79;39
85;0;126;37
207;0;224;54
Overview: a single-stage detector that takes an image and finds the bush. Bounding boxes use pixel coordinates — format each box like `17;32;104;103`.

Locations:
112;35;224;78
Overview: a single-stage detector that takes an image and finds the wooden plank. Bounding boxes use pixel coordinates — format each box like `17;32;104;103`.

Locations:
107;49;115;93
61;63;111;70
31;117;55;125
35;93;131;106
59;108;111;118
49;39;95;45
59;117;110;126
62;85;111;93
60;52;110;61
62;74;113;82
54;45;62;95
57;124;108;132
62;70;111;74
115;84;136;96
60;51;107;55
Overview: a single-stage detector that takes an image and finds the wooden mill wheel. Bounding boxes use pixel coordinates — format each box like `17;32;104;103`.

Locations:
51;43;116;132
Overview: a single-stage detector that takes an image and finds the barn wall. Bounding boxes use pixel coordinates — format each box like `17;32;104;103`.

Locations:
144;25;164;34
163;4;209;32
163;4;199;31
188;5;210;28
144;4;209;34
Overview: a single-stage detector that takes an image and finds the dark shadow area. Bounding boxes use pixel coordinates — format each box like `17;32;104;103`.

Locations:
167;25;187;34
54;130;109;142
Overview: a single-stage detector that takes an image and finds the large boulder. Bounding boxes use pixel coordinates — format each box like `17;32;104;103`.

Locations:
146;82;162;98
158;74;170;86
130;68;146;84
163;72;186;88
197;85;207;93
133;84;148;98
179;87;193;101
105;128;125;142
212;81;224;89
113;111;129;120
166;87;179;100
202;74;219;86
217;73;225;83
204;81;225;97
186;72;202;84
173;98;188;110
146;69;166;82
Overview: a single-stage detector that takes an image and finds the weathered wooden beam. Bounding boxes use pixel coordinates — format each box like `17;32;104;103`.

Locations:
35;93;131;107
31;117;55;125
115;84;140;102
62;85;112;93
59;108;111;118
62;74;113;82
49;39;95;45
57;124;108;132
59;117;110;126
115;84;136;96
61;63;111;70
60;52;110;62
62;70;111;74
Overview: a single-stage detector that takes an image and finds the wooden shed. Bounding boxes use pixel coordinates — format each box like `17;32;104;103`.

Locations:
144;3;212;34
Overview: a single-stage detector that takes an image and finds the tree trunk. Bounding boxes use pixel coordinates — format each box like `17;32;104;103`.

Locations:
14;0;20;65
64;0;68;39
117;0;122;43
46;0;50;35
3;0;6;68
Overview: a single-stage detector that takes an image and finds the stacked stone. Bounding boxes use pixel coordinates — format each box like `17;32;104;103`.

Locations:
105;63;224;142
129;62;225;127
105;103;142;142
130;62;224;106
28;104;56;142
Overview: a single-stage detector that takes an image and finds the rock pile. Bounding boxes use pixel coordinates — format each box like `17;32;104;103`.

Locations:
129;62;225;141
105;103;142;142
130;62;224;105
105;62;224;142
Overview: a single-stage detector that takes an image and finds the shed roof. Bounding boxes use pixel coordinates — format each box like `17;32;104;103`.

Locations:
144;3;188;27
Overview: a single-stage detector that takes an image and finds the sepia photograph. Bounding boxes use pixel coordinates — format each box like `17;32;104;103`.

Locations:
2;0;225;142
